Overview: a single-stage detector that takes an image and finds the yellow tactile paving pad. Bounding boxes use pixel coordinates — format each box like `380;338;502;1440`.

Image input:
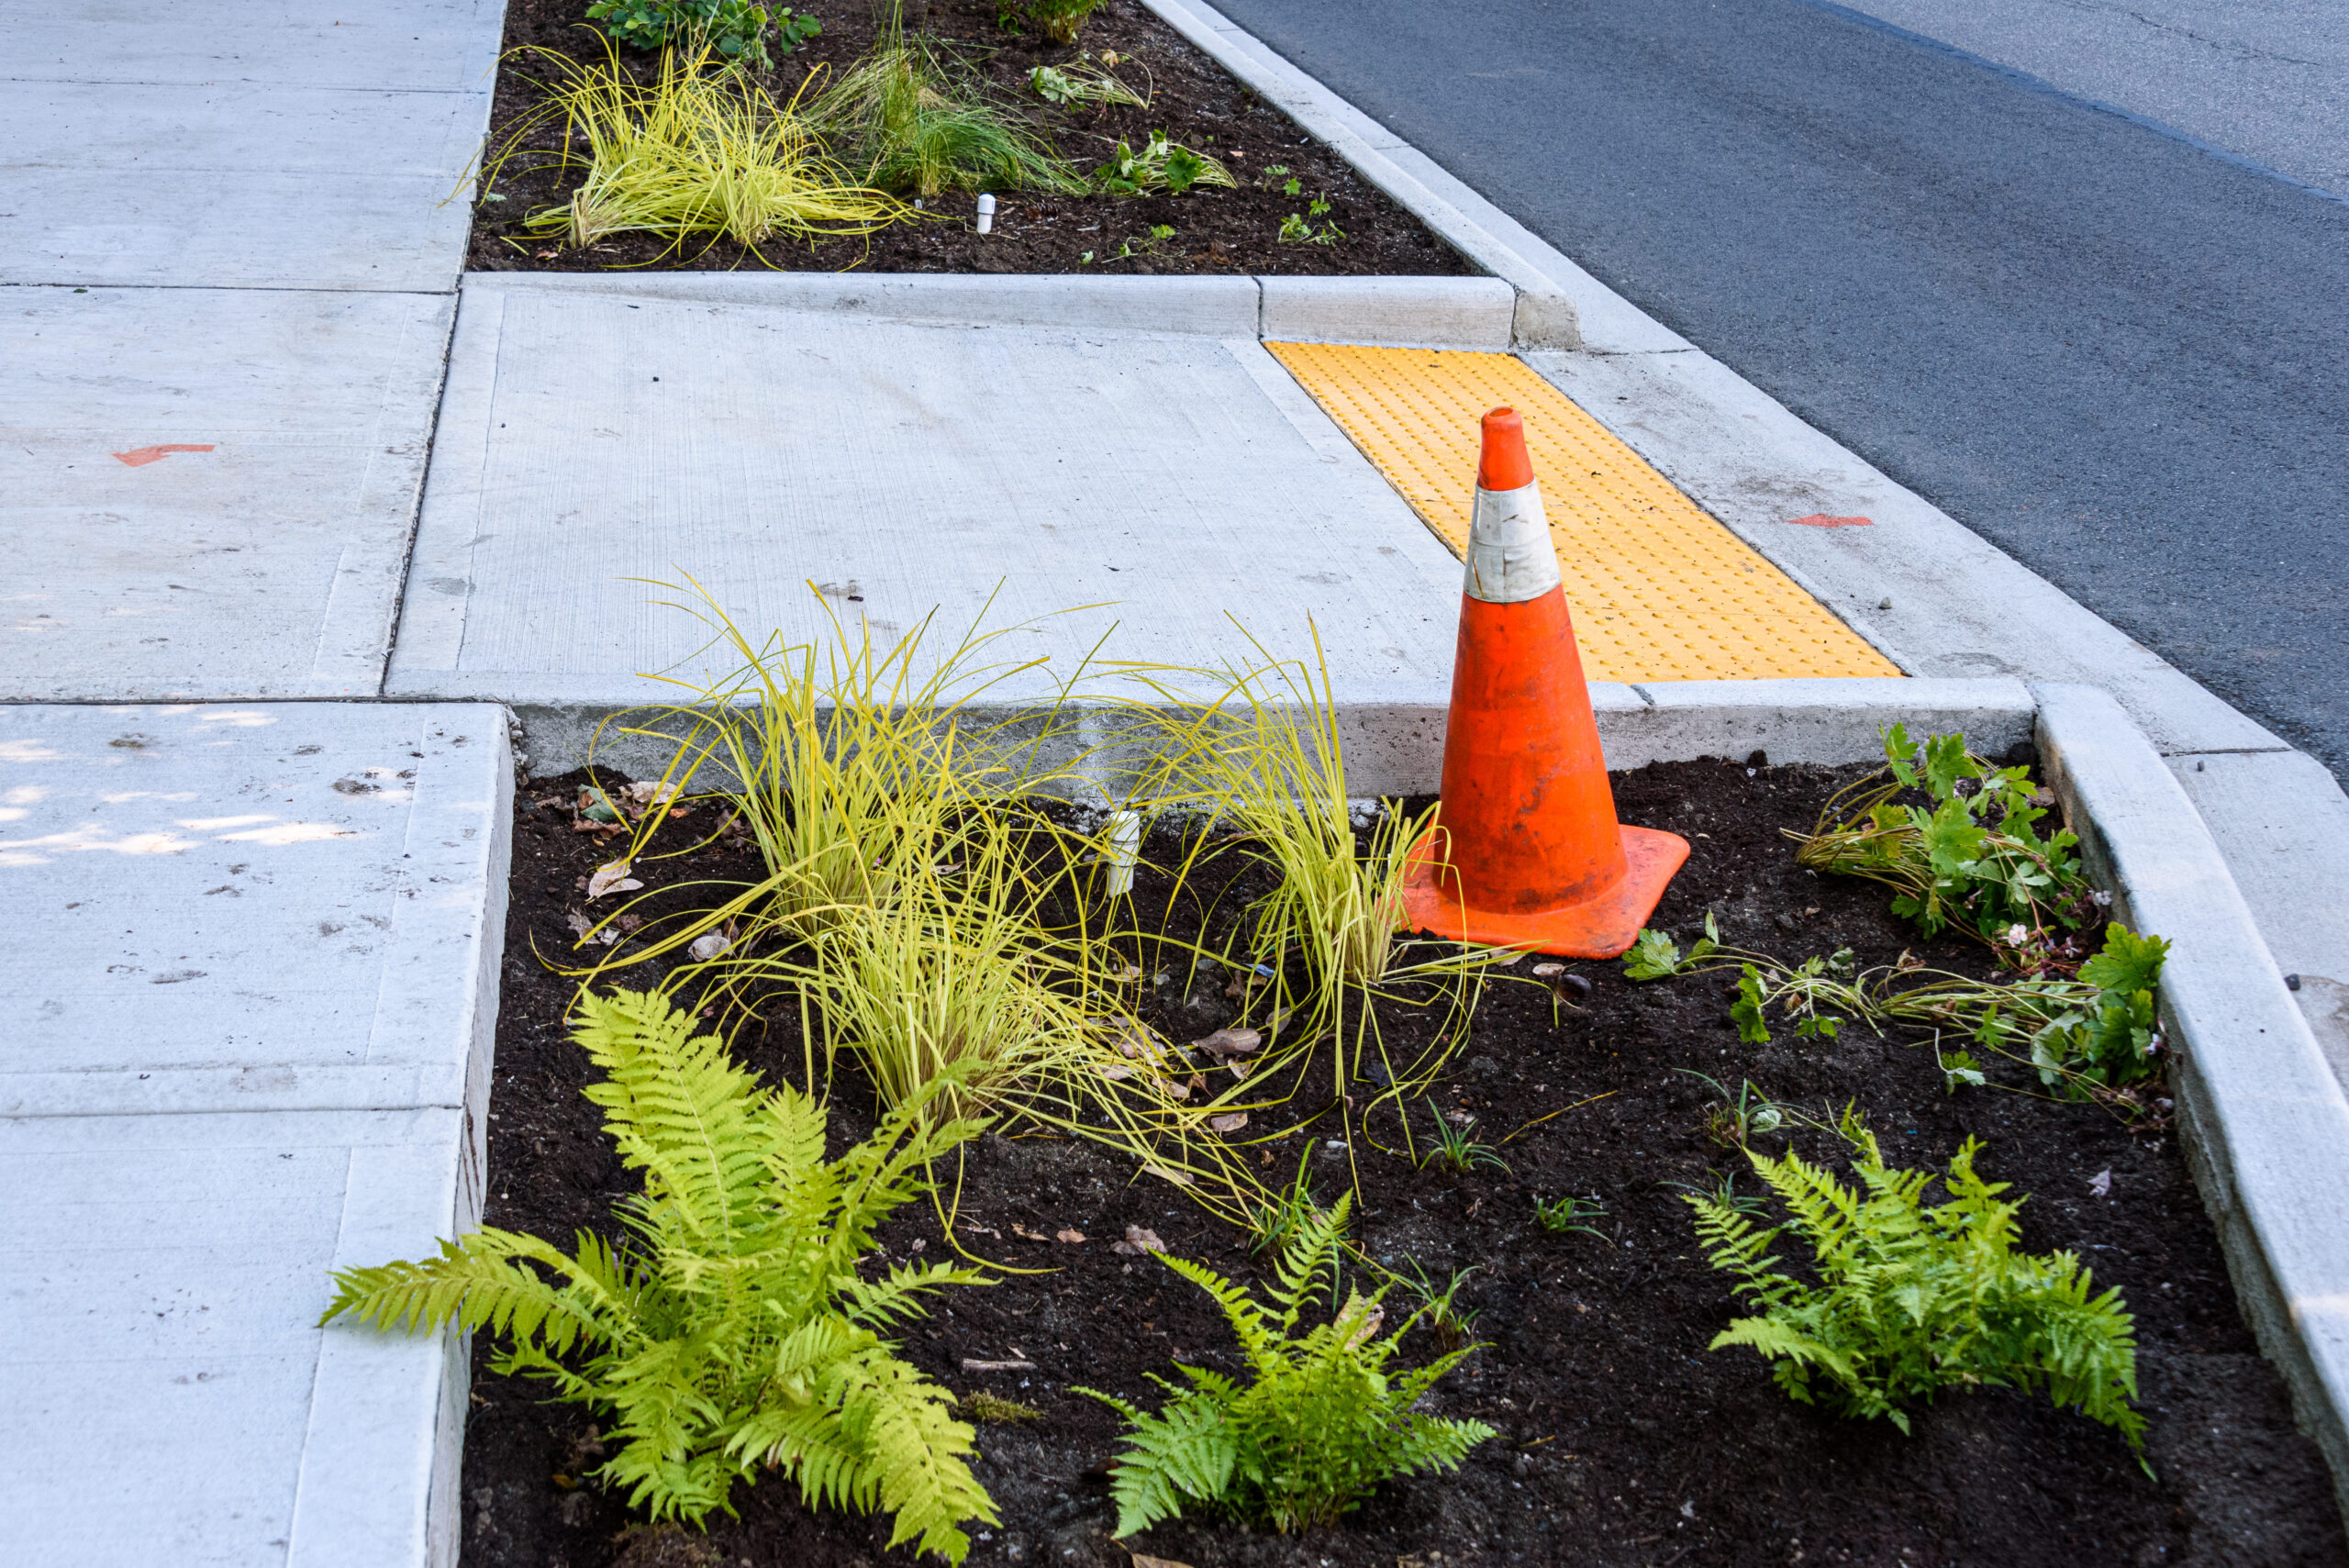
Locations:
1268;342;1900;683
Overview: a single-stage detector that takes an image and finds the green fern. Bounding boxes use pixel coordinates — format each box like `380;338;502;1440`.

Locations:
1687;1113;2144;1458
1074;1194;1495;1535
321;989;998;1560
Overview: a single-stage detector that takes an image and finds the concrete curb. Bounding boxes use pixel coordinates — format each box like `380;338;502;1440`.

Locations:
1134;0;1640;350
2035;684;2349;1526
511;676;2036;793
462;269;1517;350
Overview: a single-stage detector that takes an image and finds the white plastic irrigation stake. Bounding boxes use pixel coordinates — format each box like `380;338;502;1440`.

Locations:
1104;807;1141;896
975;193;996;234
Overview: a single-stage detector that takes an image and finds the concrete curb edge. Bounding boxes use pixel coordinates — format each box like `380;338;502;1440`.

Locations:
1132;0;1627;350
459;269;1518;350
2035;684;2349;1527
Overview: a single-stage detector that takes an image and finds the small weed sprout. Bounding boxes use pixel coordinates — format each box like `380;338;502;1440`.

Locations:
1665;1167;1772;1219
1075;1195;1495;1533
1533;1194;1609;1240
1678;1070;1791;1149
1245;1143;1335;1262
1109;222;1176;259
1419;1098;1508;1174
1396;1262;1482;1352
1094;131;1237;195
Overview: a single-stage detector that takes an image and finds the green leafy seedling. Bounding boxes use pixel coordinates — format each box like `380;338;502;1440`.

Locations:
1420;1098;1508;1174
1533;1193;1610;1240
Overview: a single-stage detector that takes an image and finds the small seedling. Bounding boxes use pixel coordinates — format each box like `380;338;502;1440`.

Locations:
1664;1167;1771;1219
1678;1070;1789;1149
1094;131;1236;195
1419;1098;1508;1174
1275;200;1344;246
1397;1262;1482;1351
1108;223;1176;260
1246;1142;1336;1262
1533;1193;1609;1240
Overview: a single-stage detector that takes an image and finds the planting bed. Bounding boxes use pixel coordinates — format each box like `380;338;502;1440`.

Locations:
473;0;1473;277
465;758;2345;1568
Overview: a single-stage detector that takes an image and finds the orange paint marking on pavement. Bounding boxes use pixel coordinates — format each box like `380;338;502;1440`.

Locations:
113;444;216;467
1785;513;1873;528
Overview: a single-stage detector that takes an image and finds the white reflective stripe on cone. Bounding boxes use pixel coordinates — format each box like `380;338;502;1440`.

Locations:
1464;481;1561;604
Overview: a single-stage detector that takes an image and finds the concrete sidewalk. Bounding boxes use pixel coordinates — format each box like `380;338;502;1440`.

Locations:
0;703;510;1566
2;0;498;705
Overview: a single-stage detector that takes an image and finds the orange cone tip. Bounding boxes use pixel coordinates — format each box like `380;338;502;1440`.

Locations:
1477;406;1535;491
1398;406;1689;958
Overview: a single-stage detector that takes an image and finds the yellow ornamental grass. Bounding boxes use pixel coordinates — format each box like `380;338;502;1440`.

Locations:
501;44;909;253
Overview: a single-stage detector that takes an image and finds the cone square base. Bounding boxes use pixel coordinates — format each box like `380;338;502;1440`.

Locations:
1399;826;1691;959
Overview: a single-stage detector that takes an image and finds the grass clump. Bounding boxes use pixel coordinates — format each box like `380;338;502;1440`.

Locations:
1075;1194;1494;1534
1687;1112;2143;1455
785;810;1115;1119
321;990;997;1557
812;27;1084;196
497;44;907;252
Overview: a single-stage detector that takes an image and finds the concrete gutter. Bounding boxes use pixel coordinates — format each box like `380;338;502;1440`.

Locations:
2036;684;2349;1525
463;269;1517;350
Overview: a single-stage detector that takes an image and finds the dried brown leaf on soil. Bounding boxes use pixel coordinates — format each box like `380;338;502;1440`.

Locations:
1192;1026;1263;1057
1056;1228;1087;1243
586;860;641;899
1114;1225;1165;1256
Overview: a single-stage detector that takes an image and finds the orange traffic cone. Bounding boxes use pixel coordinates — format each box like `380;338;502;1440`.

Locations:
1399;407;1688;957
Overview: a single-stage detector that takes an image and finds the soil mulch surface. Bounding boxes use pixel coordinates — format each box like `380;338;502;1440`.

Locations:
473;0;1472;278
467;760;2346;1568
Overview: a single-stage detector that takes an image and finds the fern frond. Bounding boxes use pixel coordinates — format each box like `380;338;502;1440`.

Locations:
1079;1387;1239;1537
320;1229;628;1355
326;988;995;1549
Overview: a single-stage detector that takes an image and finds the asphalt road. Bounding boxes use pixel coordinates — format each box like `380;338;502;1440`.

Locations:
1206;0;2349;778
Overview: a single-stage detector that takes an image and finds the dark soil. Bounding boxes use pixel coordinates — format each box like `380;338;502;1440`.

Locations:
471;0;1472;277
465;760;2346;1568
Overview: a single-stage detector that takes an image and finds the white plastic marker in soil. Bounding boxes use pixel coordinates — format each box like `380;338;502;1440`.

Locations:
0;702;511;1568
